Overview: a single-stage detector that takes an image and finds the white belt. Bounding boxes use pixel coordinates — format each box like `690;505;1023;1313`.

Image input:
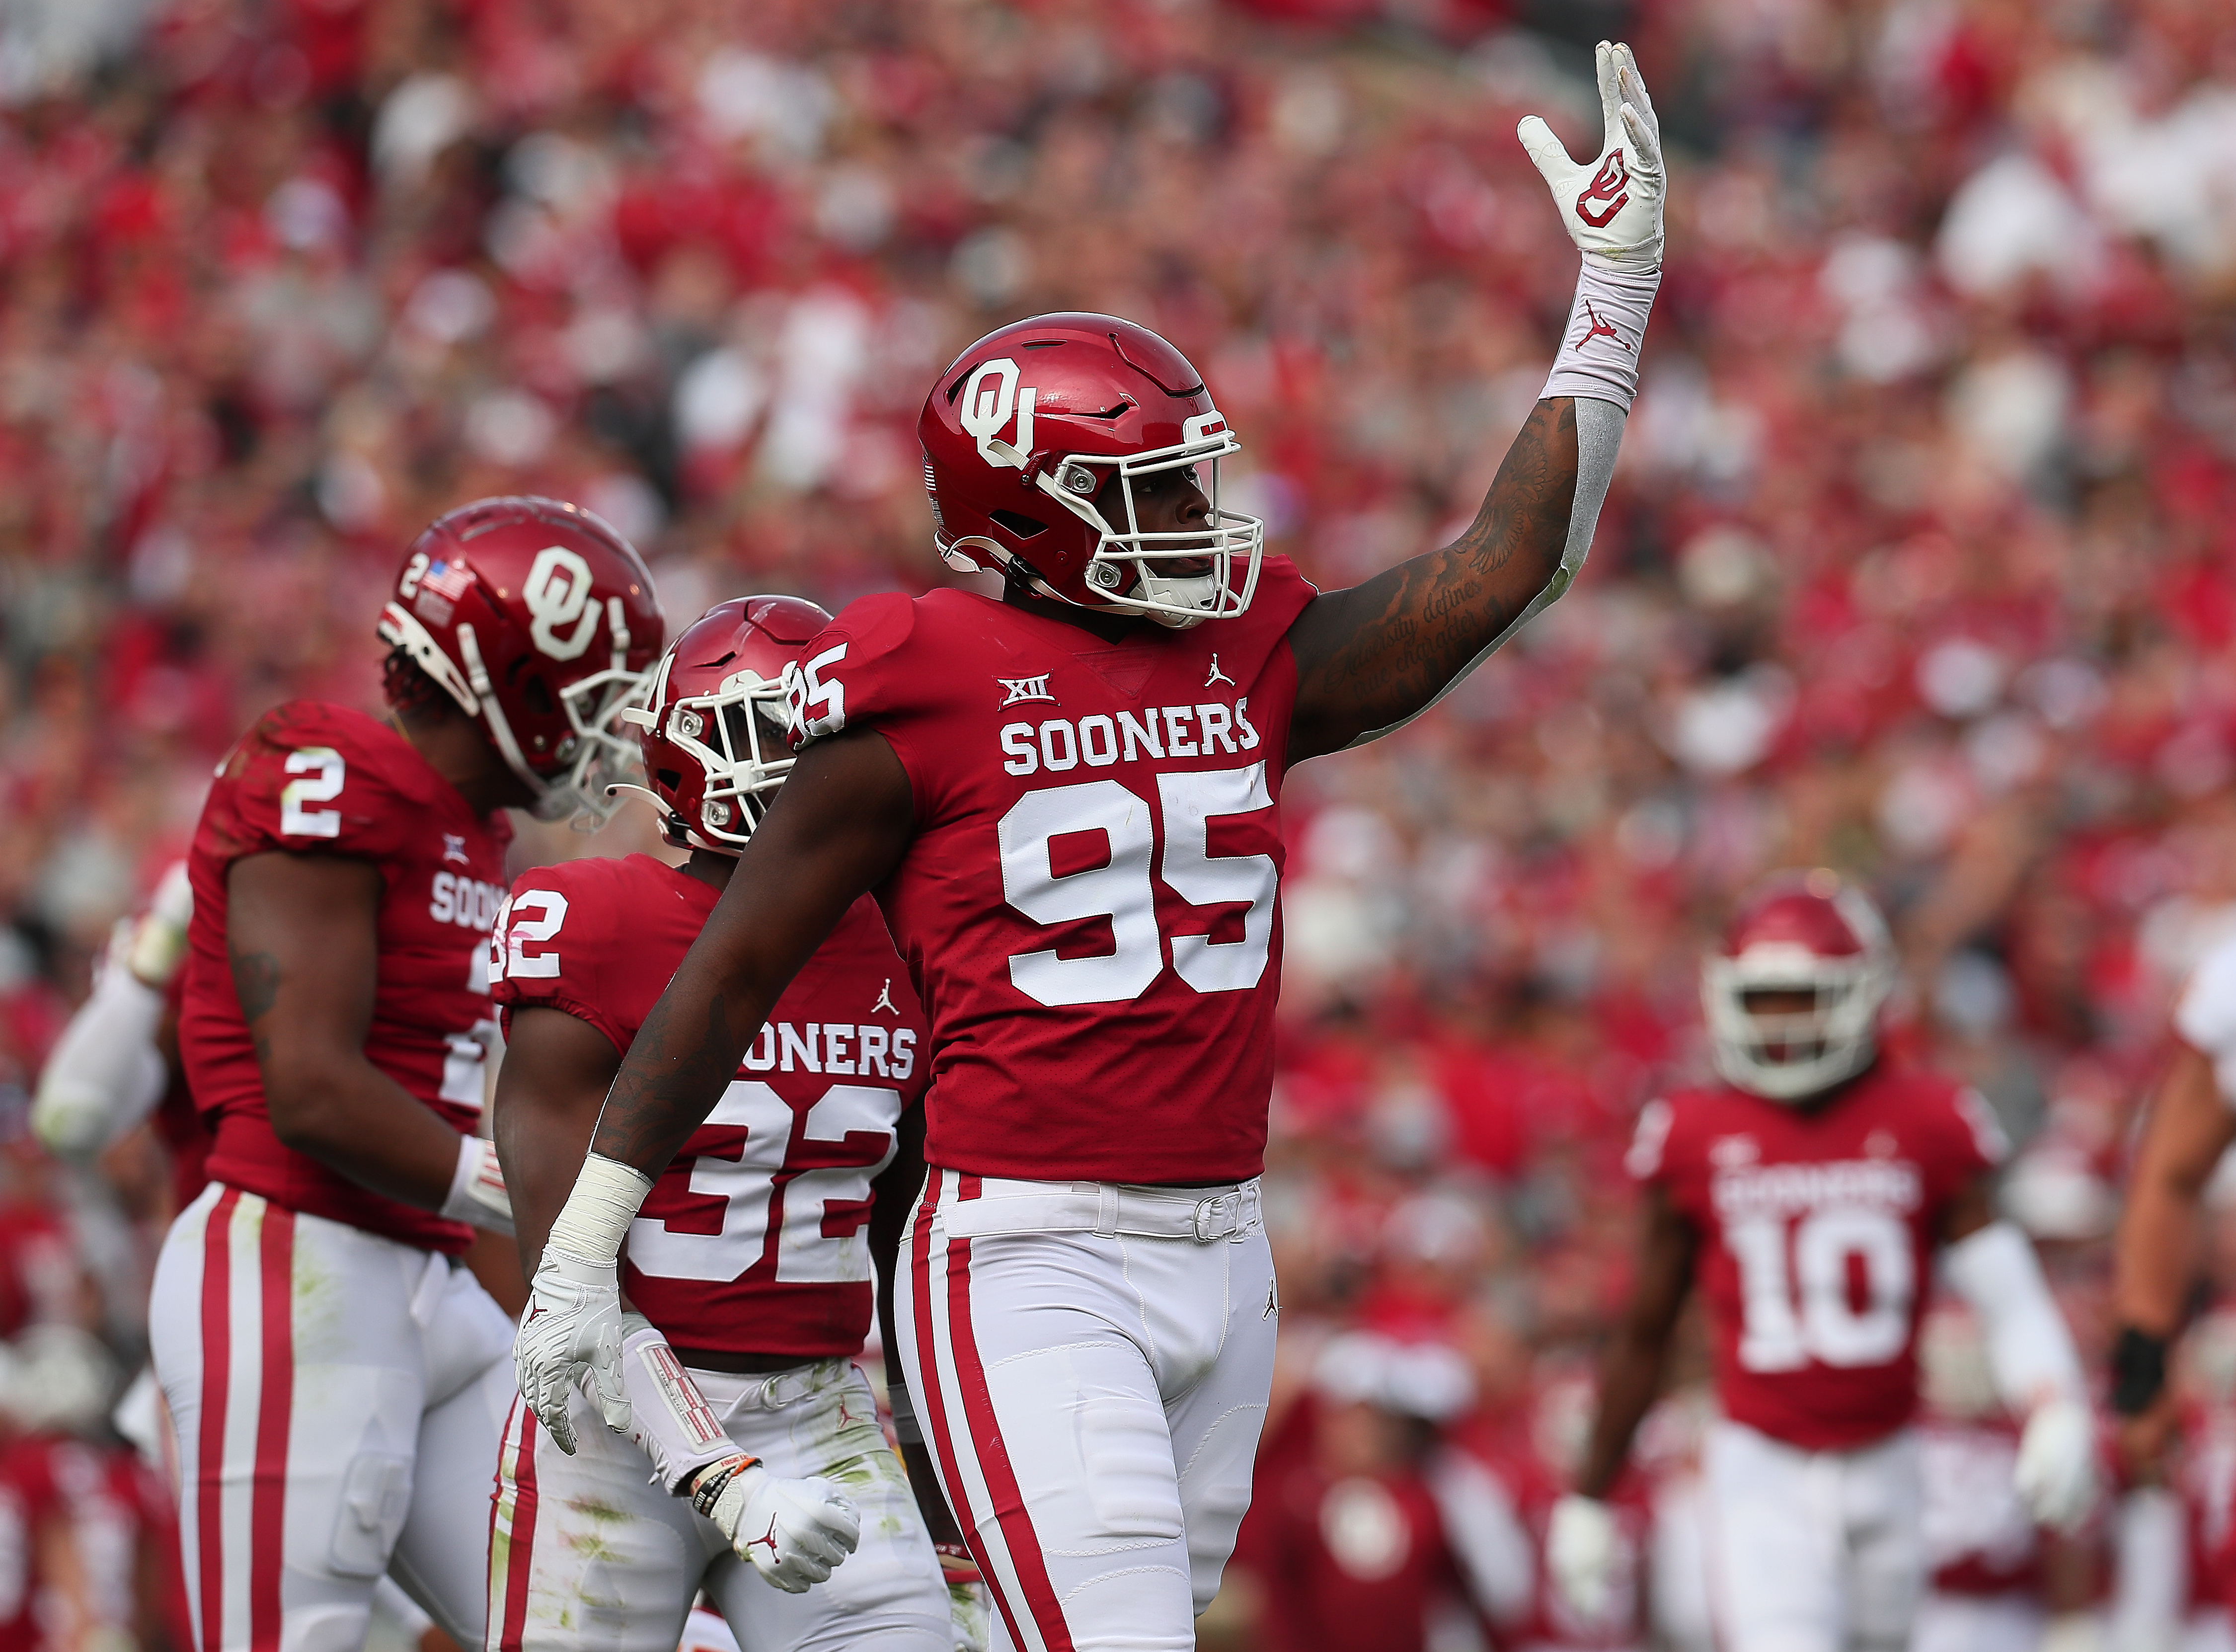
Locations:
694;1357;850;1414
934;1177;1262;1244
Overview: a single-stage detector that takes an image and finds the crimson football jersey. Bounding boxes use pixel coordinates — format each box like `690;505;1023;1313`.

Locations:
180;702;510;1254
786;560;1319;1184
1626;1061;2006;1451
488;855;928;1359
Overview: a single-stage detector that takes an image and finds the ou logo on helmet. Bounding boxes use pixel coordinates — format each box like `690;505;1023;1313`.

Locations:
523;546;601;660
959;358;1034;471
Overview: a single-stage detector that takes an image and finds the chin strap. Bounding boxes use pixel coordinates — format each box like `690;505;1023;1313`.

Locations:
456;622;559;812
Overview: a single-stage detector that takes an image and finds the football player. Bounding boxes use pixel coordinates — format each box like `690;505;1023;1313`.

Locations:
520;43;1665;1652
2110;925;2236;1475
149;497;662;1652
485;596;970;1652
1545;871;2098;1652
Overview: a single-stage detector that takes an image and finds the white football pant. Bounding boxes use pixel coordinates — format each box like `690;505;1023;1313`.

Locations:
1703;1419;1924;1652
486;1357;949;1652
896;1170;1278;1652
1908;1594;2043;1652
149;1182;516;1652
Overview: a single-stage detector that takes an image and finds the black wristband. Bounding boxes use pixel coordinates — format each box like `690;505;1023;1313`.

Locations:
2109;1326;2170;1416
686;1453;758;1518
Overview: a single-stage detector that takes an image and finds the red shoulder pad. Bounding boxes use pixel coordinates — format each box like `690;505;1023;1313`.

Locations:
786;592;920;748
489;857;628;1052
213;702;435;865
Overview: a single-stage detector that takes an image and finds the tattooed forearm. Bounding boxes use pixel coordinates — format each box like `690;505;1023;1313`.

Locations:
1287;397;1579;760
589;972;770;1176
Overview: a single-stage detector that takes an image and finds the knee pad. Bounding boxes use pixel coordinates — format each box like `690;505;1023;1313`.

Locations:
280;1603;372;1652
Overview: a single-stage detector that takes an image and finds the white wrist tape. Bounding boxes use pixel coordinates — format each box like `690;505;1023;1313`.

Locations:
1542;258;1661;412
1943;1221;2086;1411
547;1152;654;1265
617;1315;741;1493
440;1137;514;1236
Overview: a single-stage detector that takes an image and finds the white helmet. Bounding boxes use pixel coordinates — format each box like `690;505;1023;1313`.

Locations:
1702;869;1894;1102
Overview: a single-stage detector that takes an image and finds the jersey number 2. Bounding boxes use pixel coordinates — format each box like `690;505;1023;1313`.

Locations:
998;766;1276;1007
1729;1205;1914;1372
281;748;345;838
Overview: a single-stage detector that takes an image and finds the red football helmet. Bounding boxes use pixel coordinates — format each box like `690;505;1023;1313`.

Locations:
612;595;832;853
918;313;1263;628
376;496;664;823
1702;869;1895;1101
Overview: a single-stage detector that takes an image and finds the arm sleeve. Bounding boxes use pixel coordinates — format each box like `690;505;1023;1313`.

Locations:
1426;1451;1537;1626
31;954;168;1158
486;867;626;1056
1941;1220;2087;1412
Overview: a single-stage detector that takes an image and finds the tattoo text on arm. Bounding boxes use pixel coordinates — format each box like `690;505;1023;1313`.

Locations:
1302;397;1578;742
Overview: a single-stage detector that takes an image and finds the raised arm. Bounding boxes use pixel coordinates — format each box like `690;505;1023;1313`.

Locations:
1287;42;1665;762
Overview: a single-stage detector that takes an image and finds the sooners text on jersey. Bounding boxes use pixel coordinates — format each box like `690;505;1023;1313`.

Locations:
1626;1062;2006;1451
180;702;509;1253
785;559;1319;1184
488;855;927;1358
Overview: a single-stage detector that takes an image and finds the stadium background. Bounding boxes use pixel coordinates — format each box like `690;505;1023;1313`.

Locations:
0;0;2234;1646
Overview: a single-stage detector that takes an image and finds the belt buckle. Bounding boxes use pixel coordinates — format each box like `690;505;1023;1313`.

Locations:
1193;1194;1231;1242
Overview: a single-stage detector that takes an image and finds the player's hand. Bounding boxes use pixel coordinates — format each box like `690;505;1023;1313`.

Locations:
2015;1397;2098;1533
1518;41;1665;267
1546;1494;1620;1620
937;1543;989;1652
514;1248;629;1454
127;861;194;987
702;1458;861;1593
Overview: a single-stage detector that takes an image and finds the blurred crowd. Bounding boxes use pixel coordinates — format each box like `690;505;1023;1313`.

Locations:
0;0;2234;1647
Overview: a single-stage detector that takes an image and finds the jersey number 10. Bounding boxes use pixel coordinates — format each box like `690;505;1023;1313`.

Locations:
1728;1205;1915;1373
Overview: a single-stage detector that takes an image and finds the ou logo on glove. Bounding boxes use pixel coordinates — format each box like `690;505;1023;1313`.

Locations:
1575;151;1630;228
524;546;602;660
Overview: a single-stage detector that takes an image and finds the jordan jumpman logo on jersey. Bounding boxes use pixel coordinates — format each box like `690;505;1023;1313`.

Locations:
872;979;899;1016
1204;654;1236;688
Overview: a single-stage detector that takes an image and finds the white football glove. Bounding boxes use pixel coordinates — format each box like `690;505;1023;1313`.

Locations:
1518;41;1665;268
1546;1494;1621;1621
2015;1397;2099;1533
699;1457;861;1593
514;1248;630;1455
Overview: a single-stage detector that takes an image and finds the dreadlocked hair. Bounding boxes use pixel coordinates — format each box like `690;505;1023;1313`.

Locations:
382;647;455;717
